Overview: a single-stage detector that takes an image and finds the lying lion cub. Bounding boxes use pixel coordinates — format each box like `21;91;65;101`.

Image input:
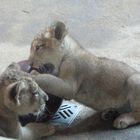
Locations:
29;21;140;129
0;63;54;140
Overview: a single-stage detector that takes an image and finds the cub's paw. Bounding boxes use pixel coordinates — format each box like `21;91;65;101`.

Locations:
38;123;55;137
101;108;119;121
43;123;55;137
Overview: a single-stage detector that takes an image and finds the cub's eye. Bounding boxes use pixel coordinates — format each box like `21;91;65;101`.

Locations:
36;45;44;51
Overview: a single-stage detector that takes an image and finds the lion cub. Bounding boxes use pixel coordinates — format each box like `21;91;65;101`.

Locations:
0;63;54;140
29;21;140;129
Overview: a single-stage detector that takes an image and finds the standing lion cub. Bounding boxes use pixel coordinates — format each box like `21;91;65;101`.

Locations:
0;63;55;140
29;21;140;129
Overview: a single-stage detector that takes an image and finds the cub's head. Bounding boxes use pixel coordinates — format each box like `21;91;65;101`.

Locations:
29;21;67;74
1;63;48;115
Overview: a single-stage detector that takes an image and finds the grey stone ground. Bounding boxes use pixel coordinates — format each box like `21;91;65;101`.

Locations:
1;0;140;139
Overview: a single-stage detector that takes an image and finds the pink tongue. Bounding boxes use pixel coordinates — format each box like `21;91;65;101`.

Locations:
18;60;31;73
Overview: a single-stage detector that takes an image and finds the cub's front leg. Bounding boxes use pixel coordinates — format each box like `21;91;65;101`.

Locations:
35;73;77;100
21;123;55;140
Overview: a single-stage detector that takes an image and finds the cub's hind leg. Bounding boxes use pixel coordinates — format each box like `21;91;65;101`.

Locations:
114;74;140;129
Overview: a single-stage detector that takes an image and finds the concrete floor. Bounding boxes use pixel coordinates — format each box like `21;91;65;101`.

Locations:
1;0;140;139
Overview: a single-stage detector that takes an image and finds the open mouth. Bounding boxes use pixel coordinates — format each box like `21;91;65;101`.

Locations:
9;84;17;103
18;60;54;74
30;63;55;74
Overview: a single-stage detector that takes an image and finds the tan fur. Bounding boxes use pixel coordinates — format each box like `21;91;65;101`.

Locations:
29;21;140;129
0;63;55;140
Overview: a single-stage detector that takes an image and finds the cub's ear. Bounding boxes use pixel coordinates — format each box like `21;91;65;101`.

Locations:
6;82;21;106
8;62;20;71
45;21;67;41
